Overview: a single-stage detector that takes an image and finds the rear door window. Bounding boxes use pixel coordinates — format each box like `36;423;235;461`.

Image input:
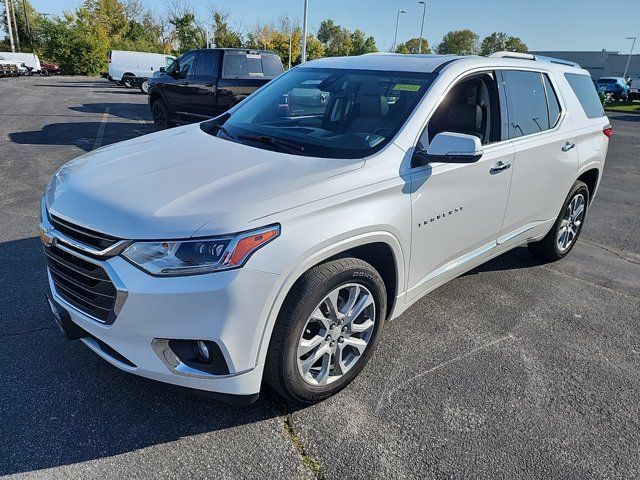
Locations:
543;74;562;128
565;73;606;118
194;52;219;78
502;70;551;139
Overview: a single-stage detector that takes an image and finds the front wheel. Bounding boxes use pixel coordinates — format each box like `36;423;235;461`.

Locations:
140;80;149;94
265;258;387;404
151;99;173;130
528;180;589;261
40;69;49;77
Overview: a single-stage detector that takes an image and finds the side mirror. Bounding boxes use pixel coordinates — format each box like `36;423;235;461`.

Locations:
159;66;166;73
412;132;483;167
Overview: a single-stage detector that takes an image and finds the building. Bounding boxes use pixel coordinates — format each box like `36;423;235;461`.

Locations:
531;51;640;80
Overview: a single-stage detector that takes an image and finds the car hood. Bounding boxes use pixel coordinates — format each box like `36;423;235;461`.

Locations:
46;125;364;239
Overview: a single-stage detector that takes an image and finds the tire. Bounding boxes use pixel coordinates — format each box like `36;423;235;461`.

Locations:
140;80;149;94
528;181;589;262
114;80;123;86
122;74;135;88
40;69;49;77
265;257;387;404
151;99;173;130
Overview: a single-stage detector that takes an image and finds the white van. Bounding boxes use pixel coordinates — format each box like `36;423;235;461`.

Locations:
0;52;41;74
108;50;175;87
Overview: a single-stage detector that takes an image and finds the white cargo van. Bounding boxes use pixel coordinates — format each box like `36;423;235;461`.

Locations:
108;50;175;87
0;52;41;75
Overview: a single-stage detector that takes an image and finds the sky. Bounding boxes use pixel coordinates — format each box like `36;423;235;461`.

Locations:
25;0;640;53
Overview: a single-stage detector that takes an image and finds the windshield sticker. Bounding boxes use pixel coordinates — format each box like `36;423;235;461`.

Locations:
393;83;421;92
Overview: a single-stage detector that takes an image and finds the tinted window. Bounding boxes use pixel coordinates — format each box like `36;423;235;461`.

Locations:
194;52;219;77
177;52;196;77
203;68;437;159
543;74;561;128
597;78;617;85
223;52;284;79
565;73;606;118
503;70;550;138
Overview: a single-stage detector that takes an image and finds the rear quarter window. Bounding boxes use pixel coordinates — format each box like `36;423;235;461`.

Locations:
565;73;605;119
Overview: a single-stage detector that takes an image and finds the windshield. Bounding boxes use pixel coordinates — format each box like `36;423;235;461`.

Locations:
203;67;437;159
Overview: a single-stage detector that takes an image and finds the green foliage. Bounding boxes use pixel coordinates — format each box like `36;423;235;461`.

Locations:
212;12;242;49
350;29;377;55
395;37;430;54
479;32;528;55
317;19;352;57
169;11;204;54
436;29;479;55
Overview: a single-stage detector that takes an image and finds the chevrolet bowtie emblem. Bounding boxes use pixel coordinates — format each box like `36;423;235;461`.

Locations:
38;225;56;247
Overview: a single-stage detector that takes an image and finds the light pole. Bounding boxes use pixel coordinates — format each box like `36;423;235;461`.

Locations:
622;36;637;80
286;16;292;69
392;9;406;52
4;0;15;52
418;1;426;54
301;0;309;63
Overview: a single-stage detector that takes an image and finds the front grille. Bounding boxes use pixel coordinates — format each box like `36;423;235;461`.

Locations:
49;215;119;251
44;245;118;323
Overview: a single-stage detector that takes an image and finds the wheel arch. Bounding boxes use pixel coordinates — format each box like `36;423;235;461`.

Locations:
254;231;406;368
576;166;600;203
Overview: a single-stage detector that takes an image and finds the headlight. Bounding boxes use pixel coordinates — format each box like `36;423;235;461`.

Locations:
122;225;280;276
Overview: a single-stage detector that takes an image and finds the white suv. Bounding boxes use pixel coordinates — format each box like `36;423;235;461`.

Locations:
40;52;610;404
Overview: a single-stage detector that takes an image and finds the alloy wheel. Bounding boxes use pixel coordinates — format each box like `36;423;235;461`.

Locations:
557;193;585;252
296;283;376;386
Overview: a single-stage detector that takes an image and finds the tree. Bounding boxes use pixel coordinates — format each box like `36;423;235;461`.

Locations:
212;10;242;48
436;29;479;55
479;31;528;56
317;19;351;56
304;34;324;61
350;29;376;55
1;0;40;51
395;37;430;54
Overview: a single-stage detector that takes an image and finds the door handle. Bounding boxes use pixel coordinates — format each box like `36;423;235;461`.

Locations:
562;141;576;152
490;161;511;174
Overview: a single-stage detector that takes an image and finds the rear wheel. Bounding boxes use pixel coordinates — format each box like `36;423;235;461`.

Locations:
151;99;173;130
528;180;589;261
122;74;135;88
265;257;387;404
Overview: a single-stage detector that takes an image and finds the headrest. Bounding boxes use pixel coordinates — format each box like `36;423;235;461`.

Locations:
358;95;389;117
446;103;482;132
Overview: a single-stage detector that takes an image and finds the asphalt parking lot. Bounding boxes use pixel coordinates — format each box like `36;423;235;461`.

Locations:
1;75;639;479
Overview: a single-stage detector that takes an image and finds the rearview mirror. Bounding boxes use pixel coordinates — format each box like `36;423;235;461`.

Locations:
412;132;483;167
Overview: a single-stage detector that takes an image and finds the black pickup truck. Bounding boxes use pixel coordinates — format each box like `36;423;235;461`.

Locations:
147;48;284;129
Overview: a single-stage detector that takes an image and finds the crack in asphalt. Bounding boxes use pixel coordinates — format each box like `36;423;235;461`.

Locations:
0;326;57;339
542;263;640;300
283;414;323;479
581;239;640;265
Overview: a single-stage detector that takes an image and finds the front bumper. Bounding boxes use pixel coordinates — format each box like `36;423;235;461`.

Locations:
44;236;281;398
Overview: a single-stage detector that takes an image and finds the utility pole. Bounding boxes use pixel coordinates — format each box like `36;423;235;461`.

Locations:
286;16;292;69
4;0;16;52
623;36;637;80
418;1;426;54
22;0;33;51
10;0;20;51
301;0;308;63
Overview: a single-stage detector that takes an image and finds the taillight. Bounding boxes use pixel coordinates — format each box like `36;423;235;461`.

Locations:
603;125;613;138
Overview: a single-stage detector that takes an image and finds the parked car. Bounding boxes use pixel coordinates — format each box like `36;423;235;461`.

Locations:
0;62;19;77
0;52;41;75
39;60;61;76
40;52;609;404
0;56;27;75
628;78;640;101
147;48;284;129
108;50;175;87
594;76;628;100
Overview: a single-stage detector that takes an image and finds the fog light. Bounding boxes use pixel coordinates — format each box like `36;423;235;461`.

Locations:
196;340;210;362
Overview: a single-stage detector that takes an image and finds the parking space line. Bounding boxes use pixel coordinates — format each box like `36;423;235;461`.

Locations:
92;107;110;150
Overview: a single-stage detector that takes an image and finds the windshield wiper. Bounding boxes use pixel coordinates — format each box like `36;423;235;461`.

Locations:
236;134;309;156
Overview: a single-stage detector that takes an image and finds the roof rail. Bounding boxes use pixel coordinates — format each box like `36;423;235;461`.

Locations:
489;51;581;68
